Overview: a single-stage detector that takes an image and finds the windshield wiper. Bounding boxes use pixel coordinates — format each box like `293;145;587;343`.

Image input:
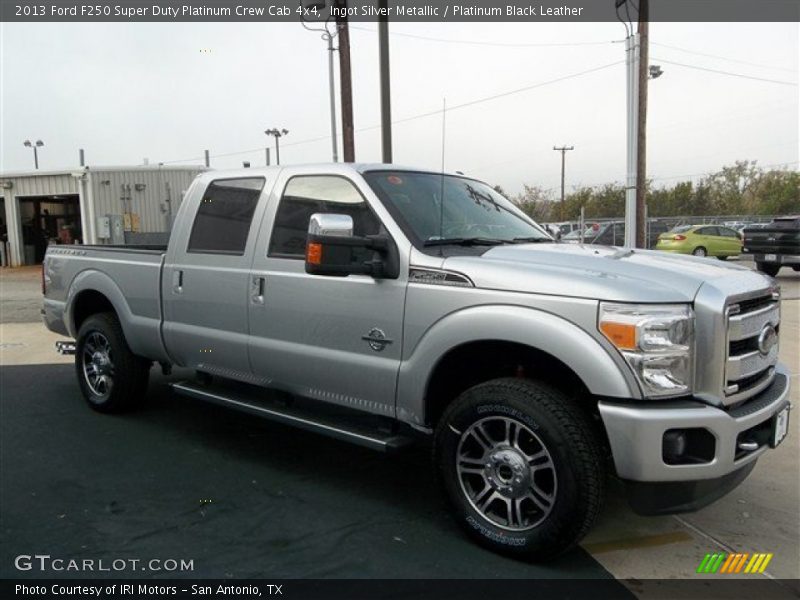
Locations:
424;237;510;247
511;236;555;244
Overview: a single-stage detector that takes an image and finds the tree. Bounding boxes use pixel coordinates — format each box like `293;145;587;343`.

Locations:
515;163;797;222
513;185;555;222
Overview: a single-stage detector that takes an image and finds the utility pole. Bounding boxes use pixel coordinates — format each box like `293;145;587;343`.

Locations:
553;145;574;220
623;14;640;248
378;0;392;163
265;147;270;166
635;0;649;249
335;0;355;162
204;149;210;168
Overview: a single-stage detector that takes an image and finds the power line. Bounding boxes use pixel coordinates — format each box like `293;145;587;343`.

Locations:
651;57;798;86
389;61;623;124
349;25;617;48
571;161;799;187
651;42;797;74
156;60;623;165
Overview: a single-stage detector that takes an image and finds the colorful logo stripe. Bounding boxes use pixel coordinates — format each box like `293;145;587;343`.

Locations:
696;552;773;574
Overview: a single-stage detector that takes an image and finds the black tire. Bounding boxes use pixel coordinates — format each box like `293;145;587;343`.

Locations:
434;378;604;560
793;265;800;272
75;312;150;413
692;246;707;257
756;262;781;277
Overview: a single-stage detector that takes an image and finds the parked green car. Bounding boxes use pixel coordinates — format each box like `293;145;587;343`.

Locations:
656;225;743;259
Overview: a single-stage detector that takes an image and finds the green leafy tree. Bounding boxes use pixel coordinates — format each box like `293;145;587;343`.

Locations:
516;163;798;221
513;185;555;222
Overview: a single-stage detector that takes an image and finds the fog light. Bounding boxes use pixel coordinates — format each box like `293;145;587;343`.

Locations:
663;430;687;463
663;428;716;465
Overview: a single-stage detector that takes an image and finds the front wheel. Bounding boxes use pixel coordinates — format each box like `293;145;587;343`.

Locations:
434;378;605;560
76;312;150;413
756;262;781;277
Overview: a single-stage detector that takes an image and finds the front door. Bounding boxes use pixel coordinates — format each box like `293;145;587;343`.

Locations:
247;172;408;418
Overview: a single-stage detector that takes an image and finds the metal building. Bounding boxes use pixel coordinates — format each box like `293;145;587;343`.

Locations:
0;165;205;266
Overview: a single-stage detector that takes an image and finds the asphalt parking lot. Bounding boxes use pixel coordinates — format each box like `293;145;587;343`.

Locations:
1;263;797;593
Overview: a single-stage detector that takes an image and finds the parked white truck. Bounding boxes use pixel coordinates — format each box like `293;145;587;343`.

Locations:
43;164;791;560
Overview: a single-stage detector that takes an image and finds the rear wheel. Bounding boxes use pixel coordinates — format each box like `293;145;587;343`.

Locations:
692;246;707;257
76;312;150;413
434;378;604;560
756;262;781;277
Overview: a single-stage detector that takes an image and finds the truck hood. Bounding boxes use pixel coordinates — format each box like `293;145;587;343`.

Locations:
441;243;773;303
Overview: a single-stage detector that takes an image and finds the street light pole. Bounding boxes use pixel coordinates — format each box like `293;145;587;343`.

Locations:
264;128;289;165
553;145;574;220
301;4;340;163
23;139;44;169
325;31;339;162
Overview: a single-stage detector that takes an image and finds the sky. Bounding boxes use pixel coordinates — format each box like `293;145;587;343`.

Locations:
1;20;797;196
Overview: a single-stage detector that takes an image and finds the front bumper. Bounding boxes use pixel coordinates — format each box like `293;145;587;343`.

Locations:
599;363;791;483
623;461;756;515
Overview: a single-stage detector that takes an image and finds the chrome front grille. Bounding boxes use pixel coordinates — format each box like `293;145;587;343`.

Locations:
724;292;780;403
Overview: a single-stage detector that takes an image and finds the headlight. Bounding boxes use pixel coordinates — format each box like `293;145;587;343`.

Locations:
599;303;694;398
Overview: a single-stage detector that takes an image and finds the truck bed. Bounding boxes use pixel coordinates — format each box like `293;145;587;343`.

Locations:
43;244;168;362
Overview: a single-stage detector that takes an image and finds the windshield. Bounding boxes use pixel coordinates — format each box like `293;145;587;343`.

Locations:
670;225;693;233
363;171;551;247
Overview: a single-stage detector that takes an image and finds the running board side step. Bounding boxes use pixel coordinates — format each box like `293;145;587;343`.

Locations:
171;381;414;453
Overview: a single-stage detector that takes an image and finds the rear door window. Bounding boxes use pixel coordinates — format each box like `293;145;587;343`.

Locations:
697;226;718;236
187;178;264;255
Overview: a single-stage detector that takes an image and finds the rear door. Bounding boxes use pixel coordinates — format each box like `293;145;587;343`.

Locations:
162;175;271;379
694;226;717;253
247;170;408;418
717;226;742;256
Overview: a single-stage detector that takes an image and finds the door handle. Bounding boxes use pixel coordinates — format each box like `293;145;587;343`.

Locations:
251;276;265;305
172;270;183;294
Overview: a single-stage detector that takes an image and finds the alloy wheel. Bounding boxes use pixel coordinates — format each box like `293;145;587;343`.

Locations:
81;332;115;397
456;416;557;531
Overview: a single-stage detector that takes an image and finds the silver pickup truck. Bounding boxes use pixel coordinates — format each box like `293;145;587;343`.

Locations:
43;164;791;560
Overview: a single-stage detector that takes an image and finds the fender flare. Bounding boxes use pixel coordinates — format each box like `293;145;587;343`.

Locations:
65;269;166;362
396;304;641;426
